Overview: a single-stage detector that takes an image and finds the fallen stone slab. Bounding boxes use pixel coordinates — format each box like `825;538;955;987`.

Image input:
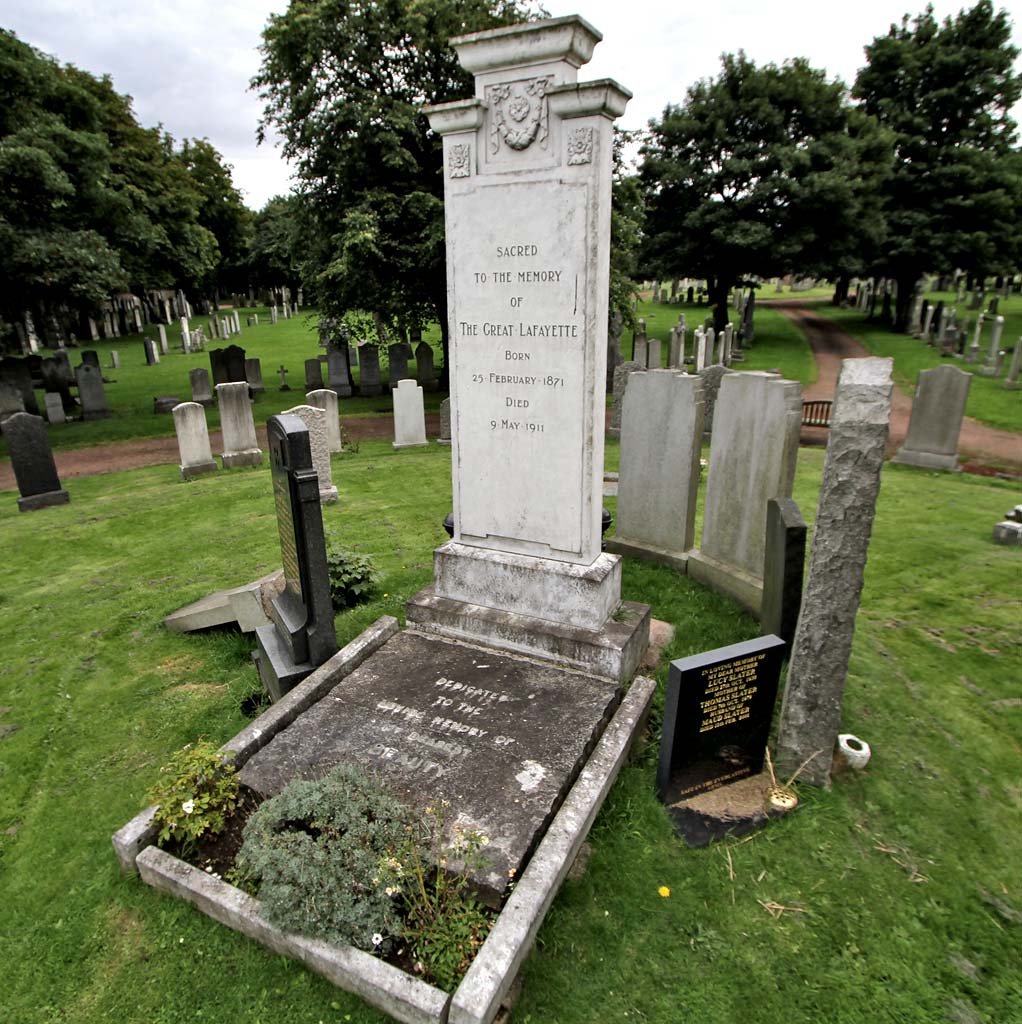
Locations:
163;570;284;634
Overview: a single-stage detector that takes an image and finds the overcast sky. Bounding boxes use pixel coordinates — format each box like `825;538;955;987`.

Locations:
4;1;1021;210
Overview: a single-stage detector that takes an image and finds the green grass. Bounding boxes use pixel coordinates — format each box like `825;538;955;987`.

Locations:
1;438;1020;1023
819;297;1021;433
2;308;448;455
631;296;818;385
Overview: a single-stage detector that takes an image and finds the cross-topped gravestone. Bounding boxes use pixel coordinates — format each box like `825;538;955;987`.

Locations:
253;414;338;700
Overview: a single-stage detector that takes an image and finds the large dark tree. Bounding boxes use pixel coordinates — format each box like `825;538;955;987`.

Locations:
640;52;892;333
248;194;303;300
854;1;1022;331
252;0;541;375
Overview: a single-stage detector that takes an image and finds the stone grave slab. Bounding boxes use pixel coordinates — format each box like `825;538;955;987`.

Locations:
241;628;622;908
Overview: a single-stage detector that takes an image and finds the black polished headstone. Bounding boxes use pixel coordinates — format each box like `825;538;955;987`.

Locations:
761;498;806;649
254;414;338;700
209;347;228;386
1;412;70;512
223;344;247;383
657;635;785;804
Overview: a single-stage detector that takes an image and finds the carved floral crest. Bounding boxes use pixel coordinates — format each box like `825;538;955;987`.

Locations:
566;127;593;165
448;143;471;178
485;76;554;154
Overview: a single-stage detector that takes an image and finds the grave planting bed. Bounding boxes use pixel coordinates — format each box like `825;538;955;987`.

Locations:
113;618;656;1024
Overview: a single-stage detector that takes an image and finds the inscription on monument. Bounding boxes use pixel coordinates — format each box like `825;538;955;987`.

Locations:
452;181;588;554
657;635;786;802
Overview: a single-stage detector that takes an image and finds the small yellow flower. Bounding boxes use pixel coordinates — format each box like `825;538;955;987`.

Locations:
658;885;671;898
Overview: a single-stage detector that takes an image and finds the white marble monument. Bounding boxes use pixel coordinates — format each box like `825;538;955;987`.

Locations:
407;16;648;682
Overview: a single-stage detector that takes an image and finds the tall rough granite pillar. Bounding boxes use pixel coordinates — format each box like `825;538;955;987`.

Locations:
776;357;893;786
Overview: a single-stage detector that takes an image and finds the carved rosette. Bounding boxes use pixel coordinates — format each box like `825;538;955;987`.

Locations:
485;76;554;155
566;126;594;166
448;142;471;179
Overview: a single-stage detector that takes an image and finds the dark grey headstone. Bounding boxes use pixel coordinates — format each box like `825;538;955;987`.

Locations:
1;412;70;511
254;414;338;701
761;498;807;649
326;338;353;397
415;340;437;390
245;357;265;393
657;634;786;803
358;345;383;396
75;363;108;419
304;358;324;391
0;381;25;419
388;342;410;387
1;357;40;415
39;358;75;413
81;350;100;370
698;364;732;438
223;344;247;383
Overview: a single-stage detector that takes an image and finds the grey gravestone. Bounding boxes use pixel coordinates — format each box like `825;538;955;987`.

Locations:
81;350;100;370
760;498;807;649
776;359;893;786
689;372;802;614
143;339;159;365
2;412;70;511
245;357;265;393
0;381;25;420
415;340;437;391
190;367;214;406
607;371;704;570
153;396;183;413
75;363;109;419
172;401;218;481
892;365;971;472
608;360;642;438
438;396;452;444
358;345;383;396
698;364;732;439
43;392;65;424
388;342;410;387
304;358;325;391
326;338;353;397
110;351;120;369
253;414;338;701
240;628;622;907
657;635;786;825
1;357;40;415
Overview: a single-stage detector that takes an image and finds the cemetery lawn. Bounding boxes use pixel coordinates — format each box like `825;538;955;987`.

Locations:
1;439;1019;1023
0;308;448;457
632;297;818;384
819;302;1021;433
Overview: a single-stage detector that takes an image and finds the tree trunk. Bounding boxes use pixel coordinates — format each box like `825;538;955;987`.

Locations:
831;276;849;306
893;273;915;333
708;277;731;335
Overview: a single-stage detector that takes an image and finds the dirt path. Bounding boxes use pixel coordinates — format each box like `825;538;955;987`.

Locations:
0;413;442;491
776;301;1022;472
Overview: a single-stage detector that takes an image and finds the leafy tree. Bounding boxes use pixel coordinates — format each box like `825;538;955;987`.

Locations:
253;0;542;375
248;194;303;300
853;1;1022;331
609;128;643;328
640;52;892;334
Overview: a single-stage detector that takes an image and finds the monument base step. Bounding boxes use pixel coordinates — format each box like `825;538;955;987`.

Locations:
405;586;650;683
221;449;263;469
604;535;689;573
686;549;763;616
17;489;70;512
180;460;218;480
253;622;315;702
891;448;961;472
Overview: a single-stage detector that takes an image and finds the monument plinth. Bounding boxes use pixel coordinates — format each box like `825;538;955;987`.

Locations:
408;17;647;682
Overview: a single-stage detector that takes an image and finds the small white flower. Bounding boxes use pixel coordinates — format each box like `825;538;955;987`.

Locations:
384;886;400;897
182;799;195;815
371;933;383;947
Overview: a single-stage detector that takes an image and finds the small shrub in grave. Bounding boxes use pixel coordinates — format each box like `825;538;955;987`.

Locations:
147;741;240;855
324;543;381;610
237;765;411;951
383;800;495;991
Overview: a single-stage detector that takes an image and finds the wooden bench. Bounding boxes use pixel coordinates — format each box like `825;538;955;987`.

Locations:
802;400;833;427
